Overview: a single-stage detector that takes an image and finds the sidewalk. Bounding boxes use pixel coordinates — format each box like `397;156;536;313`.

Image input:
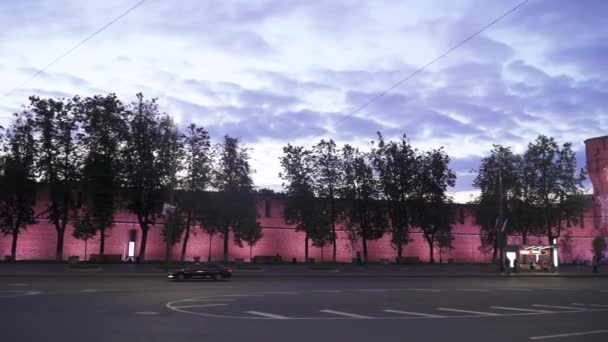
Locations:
0;262;606;278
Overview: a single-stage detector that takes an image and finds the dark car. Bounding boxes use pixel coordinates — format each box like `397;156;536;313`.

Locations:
168;263;233;281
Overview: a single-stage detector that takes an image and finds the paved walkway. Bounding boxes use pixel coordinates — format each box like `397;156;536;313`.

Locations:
0;263;605;277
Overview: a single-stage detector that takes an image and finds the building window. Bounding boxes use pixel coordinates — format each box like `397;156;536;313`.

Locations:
265;199;272;217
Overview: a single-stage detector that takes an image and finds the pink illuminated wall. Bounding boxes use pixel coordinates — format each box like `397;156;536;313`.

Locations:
586;135;608;235
0;197;600;263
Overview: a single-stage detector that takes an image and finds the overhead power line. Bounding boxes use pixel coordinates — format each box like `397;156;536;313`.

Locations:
338;0;529;124
3;0;146;98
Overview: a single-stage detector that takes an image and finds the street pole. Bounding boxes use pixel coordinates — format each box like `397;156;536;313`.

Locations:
165;127;179;270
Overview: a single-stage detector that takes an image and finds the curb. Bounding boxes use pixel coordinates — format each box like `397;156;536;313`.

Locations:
0;273;606;278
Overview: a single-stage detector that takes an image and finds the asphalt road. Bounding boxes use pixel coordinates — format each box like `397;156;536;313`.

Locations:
1;276;607;342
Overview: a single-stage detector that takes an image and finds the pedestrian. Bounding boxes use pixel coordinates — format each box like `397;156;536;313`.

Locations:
593;255;599;273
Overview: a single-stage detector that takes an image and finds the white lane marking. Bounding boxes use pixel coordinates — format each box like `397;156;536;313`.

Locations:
497;288;533;292
311;290;343;293
530;330;608;340
223;294;264;297
571;303;608;308
8;283;29;286
262;291;300;295
601;290;608;293
0;290;41;298
539;288;577;291
532;304;588;311
80;289;98;293
182;298;236;302
490;306;553;313
455;289;490;292
437;308;499;316
172;303;227;309
245;311;290;319
135;311;160;316
383;309;444;318
399;288;441;292
320;310;372;319
357;289;386;292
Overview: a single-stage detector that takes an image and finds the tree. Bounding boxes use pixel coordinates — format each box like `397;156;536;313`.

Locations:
592;236;606;273
234;217;264;260
122;93;176;261
178;123;212;262
523;135;587;265
435;229;455;264
204;135;256;262
72;212;97;261
30;96;82;261
161;210;186;252
410;148;456;264
340;144;386;263
311;139;341;262
0;112;38;261
78;94;126;255
371;133;416;258
473;145;522;263
279;144;318;262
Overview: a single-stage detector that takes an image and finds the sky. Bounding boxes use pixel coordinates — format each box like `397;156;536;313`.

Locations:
0;0;606;202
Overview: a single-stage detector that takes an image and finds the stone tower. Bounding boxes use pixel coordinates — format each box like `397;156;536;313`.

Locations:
585;135;608;235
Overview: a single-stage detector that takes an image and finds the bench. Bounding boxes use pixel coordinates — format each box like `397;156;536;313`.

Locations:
395;256;421;264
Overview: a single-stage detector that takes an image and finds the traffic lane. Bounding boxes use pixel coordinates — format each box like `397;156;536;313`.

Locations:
165;287;608;319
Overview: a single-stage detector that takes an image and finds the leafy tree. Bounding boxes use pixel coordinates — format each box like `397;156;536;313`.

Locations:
204;135;256;262
122;93;176;261
311;139;341;262
78;94;126;255
371;133;416;258
0;112;37;261
72;212;97;261
234;217;264;260
178;124;212;262
435;229;455;264
473;145;522;263
279;144;318;262
161;210;186;250
340;145;386;263
30;96;82;261
523;136;587;256
410;148;456;264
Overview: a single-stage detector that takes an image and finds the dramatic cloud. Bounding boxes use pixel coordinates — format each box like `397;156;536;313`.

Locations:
0;0;605;202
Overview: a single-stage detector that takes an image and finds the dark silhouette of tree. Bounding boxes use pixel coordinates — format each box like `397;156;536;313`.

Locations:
30;96;82;261
279;144;318;262
371;133;416;258
204;135;256;262
122;93;176;261
234;216;263;260
178;123;212;262
311;139;341;262
523;136;587;261
410;148;456;264
78;94;126;255
72;212;97;261
340;144;386;263
0;112;37;261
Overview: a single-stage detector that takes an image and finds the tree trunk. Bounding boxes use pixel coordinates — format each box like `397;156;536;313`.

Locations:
180;212;192;263
397;241;403;258
99;226;105;256
250;245;253;260
362;235;368;264
427;237;435;264
223;226;229;262
329;191;337;262
491;238;498;263
11;226;19;261
84;239;88;261
208;234;213;262
304;234;309;262
55;227;65;261
138;224;148;262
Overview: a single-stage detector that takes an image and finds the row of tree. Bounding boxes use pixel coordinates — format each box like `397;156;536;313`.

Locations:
279;134;456;264
0;93;262;262
473;136;588;265
1;93;591;265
